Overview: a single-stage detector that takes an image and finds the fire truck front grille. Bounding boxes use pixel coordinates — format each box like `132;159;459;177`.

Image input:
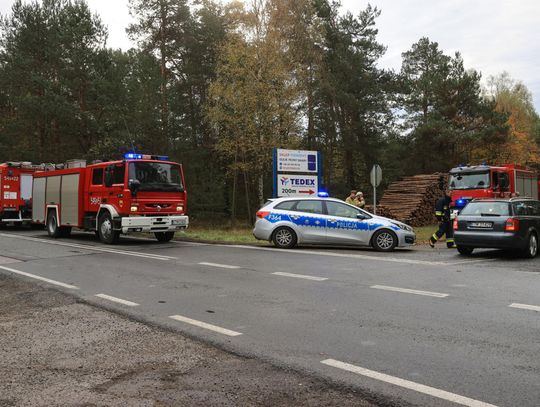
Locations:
145;204;171;210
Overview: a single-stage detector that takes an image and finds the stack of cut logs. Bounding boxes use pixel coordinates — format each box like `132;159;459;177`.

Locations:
378;173;447;226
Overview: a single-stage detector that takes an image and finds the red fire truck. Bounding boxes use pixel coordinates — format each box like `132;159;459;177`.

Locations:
0;162;46;225
448;164;540;214
32;154;188;244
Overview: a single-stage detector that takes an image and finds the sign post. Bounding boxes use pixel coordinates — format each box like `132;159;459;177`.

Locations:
370;164;382;214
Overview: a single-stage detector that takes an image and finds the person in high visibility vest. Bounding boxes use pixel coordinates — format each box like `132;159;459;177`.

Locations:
429;190;455;248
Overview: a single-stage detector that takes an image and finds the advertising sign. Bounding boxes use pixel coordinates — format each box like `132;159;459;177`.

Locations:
277;174;318;197
276;149;318;173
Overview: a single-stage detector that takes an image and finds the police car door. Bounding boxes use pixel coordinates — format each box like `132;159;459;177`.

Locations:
290;199;326;243
324;201;369;245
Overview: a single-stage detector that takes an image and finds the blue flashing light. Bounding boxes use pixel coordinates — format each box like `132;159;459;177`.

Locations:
124;153;143;160
317;191;329;198
455;198;467;208
124;153;170;161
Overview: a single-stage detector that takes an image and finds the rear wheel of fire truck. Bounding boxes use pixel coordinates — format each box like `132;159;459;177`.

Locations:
47;210;61;238
98;212;119;244
154;231;175;242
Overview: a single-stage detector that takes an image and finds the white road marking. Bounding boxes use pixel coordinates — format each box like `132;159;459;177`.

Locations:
169;315;242;337
445;258;499;266
321;359;498;407
216;244;454;266
95;293;139;307
0;265;79;289
272;272;328;281
198;262;240;269
371;285;449;298
0;233;175;261
509;303;540;312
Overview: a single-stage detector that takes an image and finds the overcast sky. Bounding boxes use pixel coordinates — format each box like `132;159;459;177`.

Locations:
1;0;539;111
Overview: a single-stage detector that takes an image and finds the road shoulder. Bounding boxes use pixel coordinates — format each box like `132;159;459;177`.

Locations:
0;275;379;407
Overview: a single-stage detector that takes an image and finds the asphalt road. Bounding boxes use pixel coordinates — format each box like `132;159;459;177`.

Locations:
1;228;539;407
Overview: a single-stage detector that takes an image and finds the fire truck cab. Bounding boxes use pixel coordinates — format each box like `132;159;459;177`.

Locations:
0;162;43;225
448;164;540;215
32;154;188;244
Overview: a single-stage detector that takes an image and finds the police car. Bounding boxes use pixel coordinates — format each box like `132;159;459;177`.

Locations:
253;195;416;251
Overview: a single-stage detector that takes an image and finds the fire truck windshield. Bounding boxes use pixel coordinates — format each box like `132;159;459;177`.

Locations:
448;172;490;190
128;162;184;192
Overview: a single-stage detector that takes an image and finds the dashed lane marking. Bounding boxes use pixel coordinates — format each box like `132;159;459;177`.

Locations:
272;272;328;281
509;303;540;312
0;233;175;261
0;265;79;289
169;314;243;337
198;262;241;269
371;285;449;298
95;293;139;307
321;359;498;407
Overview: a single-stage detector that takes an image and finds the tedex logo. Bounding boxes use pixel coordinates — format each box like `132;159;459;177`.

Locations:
280;177;289;186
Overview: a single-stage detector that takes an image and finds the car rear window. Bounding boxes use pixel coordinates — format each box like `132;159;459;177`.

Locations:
274;200;297;210
460;202;510;216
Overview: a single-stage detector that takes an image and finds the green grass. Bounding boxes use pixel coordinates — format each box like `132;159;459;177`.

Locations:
414;225;438;243
173;223;440;245
175;226;266;245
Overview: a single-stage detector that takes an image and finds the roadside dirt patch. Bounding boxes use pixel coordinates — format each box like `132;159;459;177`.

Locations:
0;275;382;406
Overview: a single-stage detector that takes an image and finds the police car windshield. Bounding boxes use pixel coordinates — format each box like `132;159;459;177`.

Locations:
128;162;184;192
449;172;490;190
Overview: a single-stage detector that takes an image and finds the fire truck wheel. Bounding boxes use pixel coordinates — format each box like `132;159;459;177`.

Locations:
98;212;119;244
47;211;61;238
155;232;175;242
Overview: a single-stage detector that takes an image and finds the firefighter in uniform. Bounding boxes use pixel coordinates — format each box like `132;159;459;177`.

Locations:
429;191;455;248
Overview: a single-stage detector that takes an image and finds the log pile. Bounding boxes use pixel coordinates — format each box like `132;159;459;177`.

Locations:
379;173;447;226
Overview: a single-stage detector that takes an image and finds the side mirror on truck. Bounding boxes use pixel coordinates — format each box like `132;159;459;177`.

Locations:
128;179;141;196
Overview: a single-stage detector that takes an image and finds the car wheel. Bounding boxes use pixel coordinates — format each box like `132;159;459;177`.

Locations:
457;246;474;256
272;227;297;249
522;233;538;259
98;212;119;244
372;229;397;252
155;231;175;242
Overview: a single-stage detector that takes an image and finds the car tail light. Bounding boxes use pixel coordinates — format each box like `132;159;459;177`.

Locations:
256;211;270;219
453;218;458;231
505;218;519;232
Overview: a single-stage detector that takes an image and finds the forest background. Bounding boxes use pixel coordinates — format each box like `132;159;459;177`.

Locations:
1;0;539;223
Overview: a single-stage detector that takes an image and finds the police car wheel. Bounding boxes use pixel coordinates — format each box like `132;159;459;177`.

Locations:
155;232;175;242
457;246;474;256
372;229;397;252
272;227;297;249
98;212;119;244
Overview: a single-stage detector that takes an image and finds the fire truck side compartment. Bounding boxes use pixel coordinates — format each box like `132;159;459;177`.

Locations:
32;178;46;223
61;173;80;225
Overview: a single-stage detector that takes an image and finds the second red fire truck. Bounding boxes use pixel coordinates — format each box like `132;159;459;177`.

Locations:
32;154;188;244
448;163;540;215
0;161;47;226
